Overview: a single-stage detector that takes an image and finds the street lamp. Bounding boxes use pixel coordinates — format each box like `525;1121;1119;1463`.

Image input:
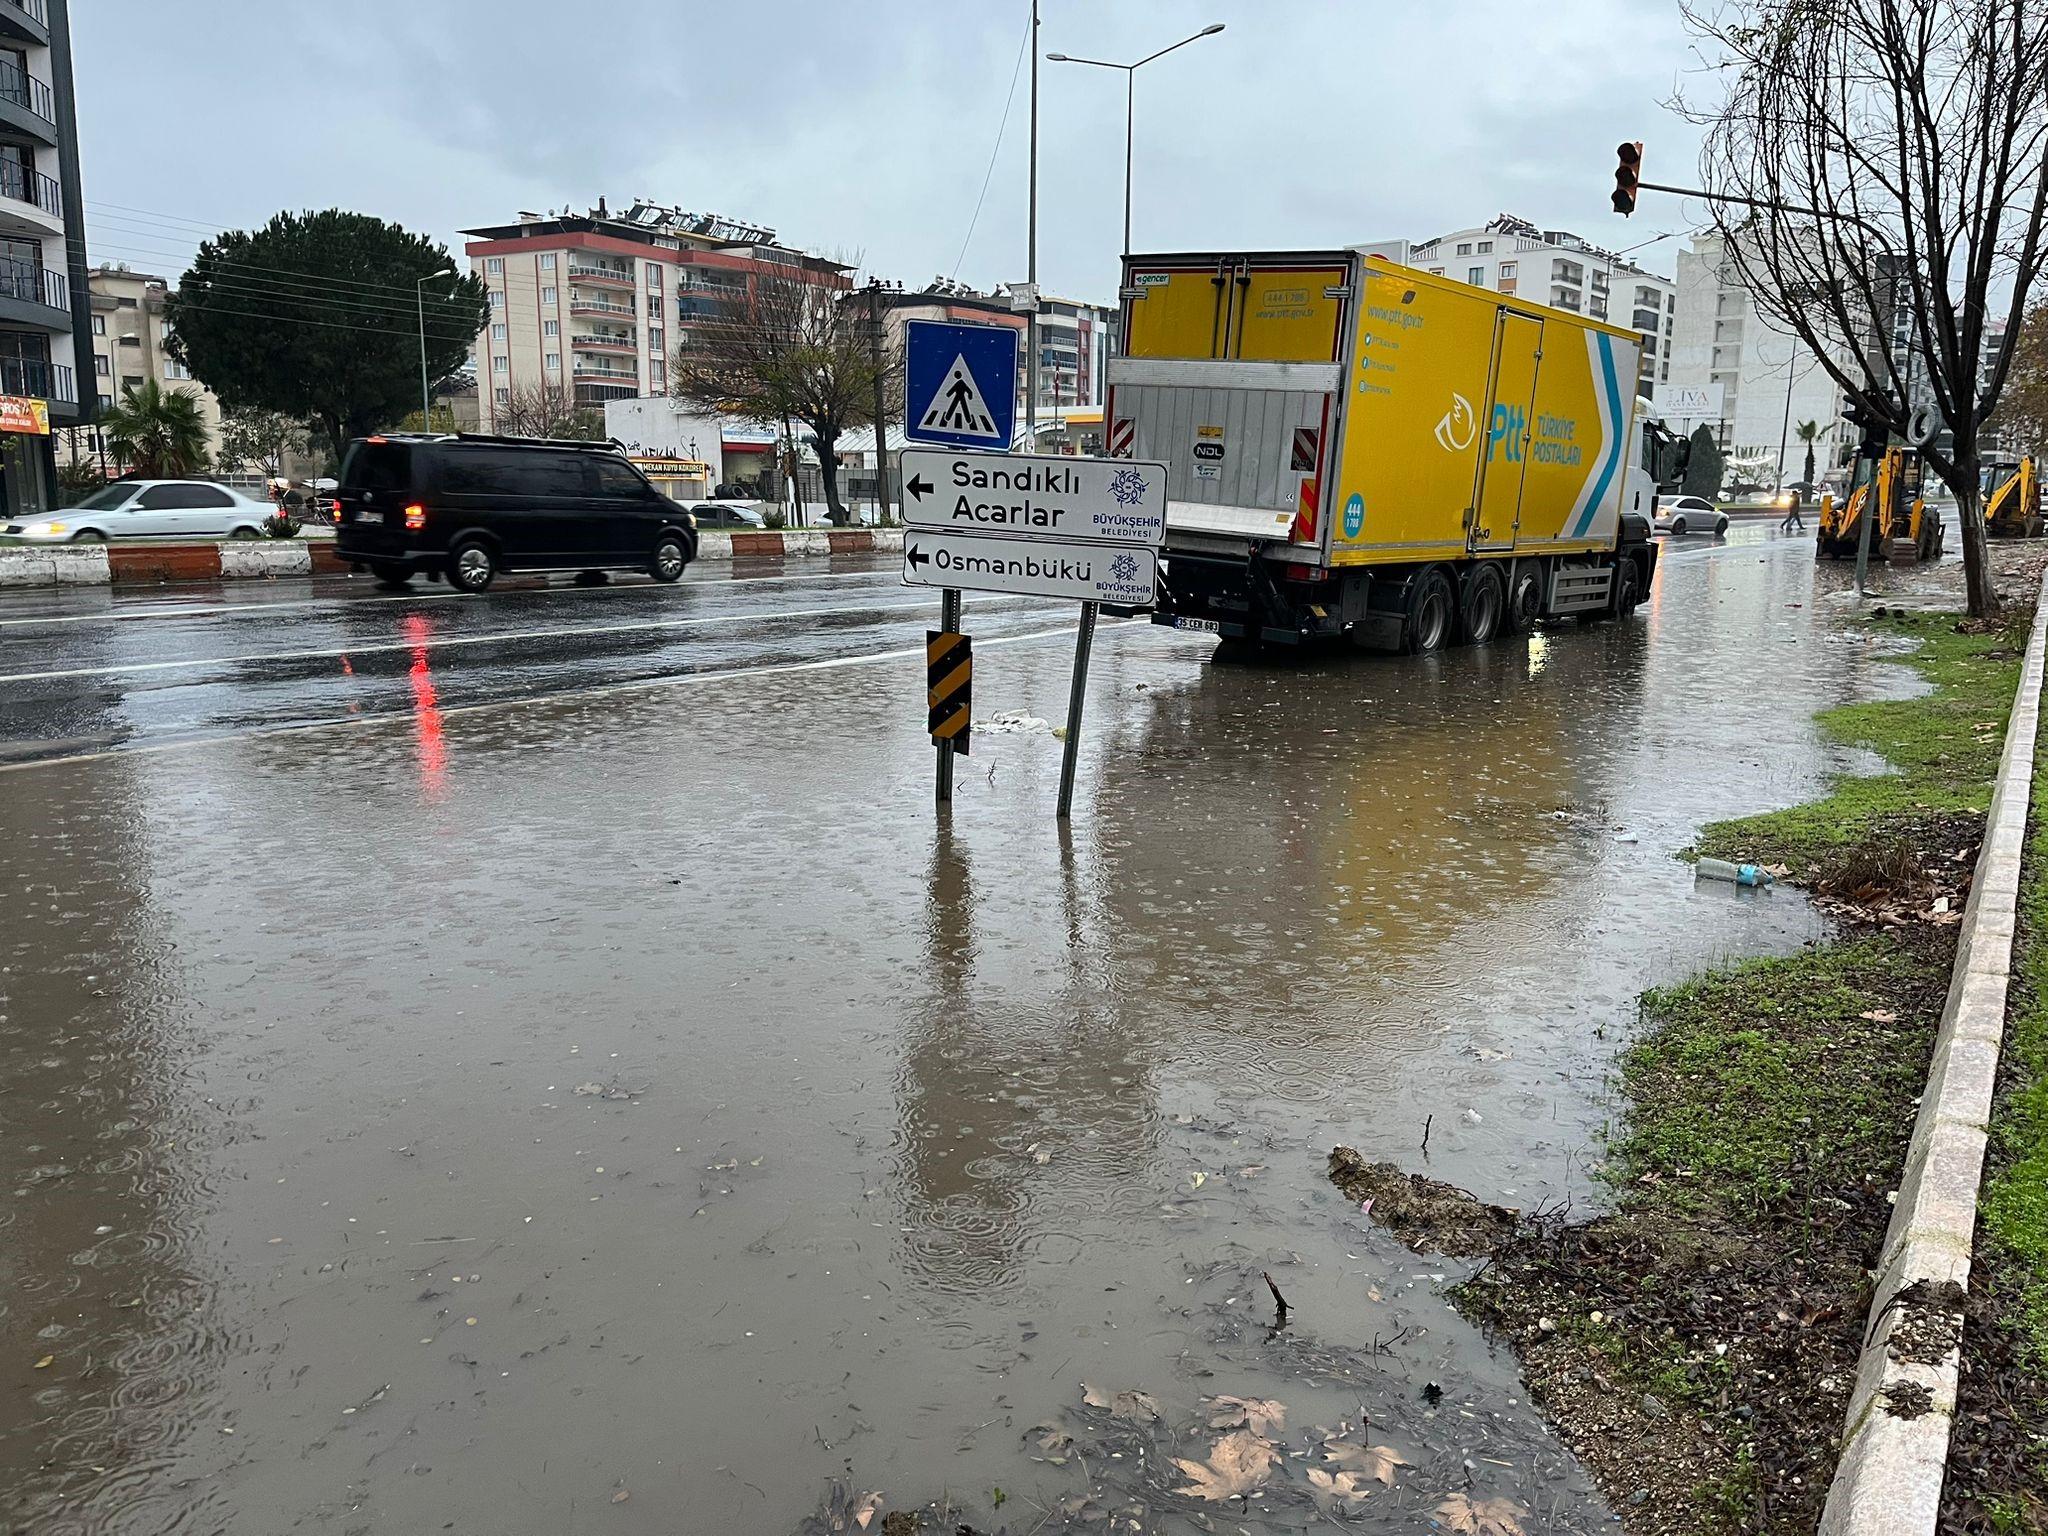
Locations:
417;264;456;430
1048;23;1224;255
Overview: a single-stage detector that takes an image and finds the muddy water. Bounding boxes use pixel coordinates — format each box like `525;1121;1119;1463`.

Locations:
1;534;1914;1533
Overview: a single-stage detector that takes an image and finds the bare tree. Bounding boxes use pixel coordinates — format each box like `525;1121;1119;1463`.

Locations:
1987;300;2048;455
1682;0;2048;616
668;270;887;525
497;380;605;441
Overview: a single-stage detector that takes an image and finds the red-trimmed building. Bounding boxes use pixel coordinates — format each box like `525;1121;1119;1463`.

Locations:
461;199;852;431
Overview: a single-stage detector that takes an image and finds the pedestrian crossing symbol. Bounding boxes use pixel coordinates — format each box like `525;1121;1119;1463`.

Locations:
904;318;1018;450
919;355;1001;440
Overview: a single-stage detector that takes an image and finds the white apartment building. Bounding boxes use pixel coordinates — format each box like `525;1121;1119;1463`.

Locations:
1370;215;1677;399
1028;294;1115;410
463;199;852;433
1664;232;1851;488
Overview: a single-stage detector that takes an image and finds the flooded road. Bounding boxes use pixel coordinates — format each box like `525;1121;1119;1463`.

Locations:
1;531;1913;1533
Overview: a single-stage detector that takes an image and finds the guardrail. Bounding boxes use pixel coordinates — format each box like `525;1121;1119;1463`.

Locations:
0;59;53;124
0;356;69;400
1;0;47;26
0;260;64;309
0;159;58;216
566;265;632;285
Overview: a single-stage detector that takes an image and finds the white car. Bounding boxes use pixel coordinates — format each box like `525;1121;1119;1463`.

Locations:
1656;494;1729;537
6;480;276;542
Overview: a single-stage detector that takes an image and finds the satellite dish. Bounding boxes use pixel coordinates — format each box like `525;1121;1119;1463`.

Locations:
1907;402;1942;449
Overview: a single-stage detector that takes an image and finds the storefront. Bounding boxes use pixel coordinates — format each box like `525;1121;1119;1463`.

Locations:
631;455;711;502
0;393;51;522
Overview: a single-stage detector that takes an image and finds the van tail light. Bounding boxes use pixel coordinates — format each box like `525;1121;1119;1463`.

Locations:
1283;562;1321;583
404;503;427;531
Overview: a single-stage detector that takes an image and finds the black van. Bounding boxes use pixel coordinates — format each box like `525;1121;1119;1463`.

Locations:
333;434;699;592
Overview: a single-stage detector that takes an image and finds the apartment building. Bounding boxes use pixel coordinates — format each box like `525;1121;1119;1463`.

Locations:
1371;214;1677;400
462;199;852;432
1664;231;1851;486
84;265;223;452
1031;295;1116;411
0;0;89;519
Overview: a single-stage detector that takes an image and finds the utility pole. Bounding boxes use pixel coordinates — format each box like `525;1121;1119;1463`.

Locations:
1026;0;1039;451
868;280;891;524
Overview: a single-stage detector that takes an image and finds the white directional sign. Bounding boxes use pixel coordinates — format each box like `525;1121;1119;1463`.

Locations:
902;529;1159;606
901;449;1168;548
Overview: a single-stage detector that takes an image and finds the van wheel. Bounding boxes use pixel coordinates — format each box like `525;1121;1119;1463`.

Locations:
650;535;688;583
369;562;411;588
1504;564;1544;632
1459;565;1505;645
449;539;496;593
1614;557;1643;618
1402;567;1454;655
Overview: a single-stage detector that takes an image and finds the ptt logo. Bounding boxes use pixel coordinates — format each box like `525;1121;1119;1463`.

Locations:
1433;393;1476;452
1488;404;1526;462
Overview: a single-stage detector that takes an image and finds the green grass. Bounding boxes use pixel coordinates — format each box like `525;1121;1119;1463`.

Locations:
1627;938;1939;1226
1697;610;2029;872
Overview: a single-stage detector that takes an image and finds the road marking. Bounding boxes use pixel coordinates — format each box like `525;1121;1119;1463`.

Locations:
0;620;1159;774
0;595;1041;684
0;565;898;630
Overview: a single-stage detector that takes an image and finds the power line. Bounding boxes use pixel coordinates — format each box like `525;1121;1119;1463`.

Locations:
72;232;480;308
952;0;1033;281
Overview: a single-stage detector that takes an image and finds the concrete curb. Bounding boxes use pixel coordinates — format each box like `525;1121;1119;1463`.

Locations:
0;529;903;588
1819;569;2048;1534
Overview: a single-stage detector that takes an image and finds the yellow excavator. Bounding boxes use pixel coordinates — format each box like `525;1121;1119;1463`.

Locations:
1817;448;1944;562
1984;457;2042;539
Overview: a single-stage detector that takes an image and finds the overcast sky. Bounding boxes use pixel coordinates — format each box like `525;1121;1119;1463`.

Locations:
72;0;1715;300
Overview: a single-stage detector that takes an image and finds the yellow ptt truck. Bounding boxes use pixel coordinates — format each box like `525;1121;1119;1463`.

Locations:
1106;250;1658;651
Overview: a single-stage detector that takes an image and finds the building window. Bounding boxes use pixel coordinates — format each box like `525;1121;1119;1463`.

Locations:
492;354;508;374
122;374;143;390
165;359;190;379
1455;242;1472;256
1499;262;1517;280
541;286;556;305
1428;267;1443;276
93;354;108;375
544;352;560;372
495;387;510;406
543;318;558;338
649;358;665;391
485;257;504;276
540;252;556;271
1476;241;1492;254
491;323;506;343
647;293;663;320
1468;266;1484;286
97;392;111;409
116;296;137;308
488;290;504;309
90;313;104;336
647;325;662;353
645;262;663;285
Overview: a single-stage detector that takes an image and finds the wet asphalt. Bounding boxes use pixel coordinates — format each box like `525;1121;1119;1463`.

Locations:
0;531;1926;1533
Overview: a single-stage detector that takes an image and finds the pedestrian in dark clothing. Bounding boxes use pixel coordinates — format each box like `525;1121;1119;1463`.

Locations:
1781;486;1806;534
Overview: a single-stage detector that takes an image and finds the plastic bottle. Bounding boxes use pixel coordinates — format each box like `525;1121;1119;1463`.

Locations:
1696;856;1774;887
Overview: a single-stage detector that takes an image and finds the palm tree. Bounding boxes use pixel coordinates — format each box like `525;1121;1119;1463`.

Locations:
1795;419;1822;490
100;379;210;479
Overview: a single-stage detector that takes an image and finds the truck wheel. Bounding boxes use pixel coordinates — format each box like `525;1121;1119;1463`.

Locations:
1402;567;1454;655
1503;564;1544;633
1613;557;1643;618
1459;565;1505;645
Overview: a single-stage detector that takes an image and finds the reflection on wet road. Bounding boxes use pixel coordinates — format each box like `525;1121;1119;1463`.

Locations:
0;532;1913;1532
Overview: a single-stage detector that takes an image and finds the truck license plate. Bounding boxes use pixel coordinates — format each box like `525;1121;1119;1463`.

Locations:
1175;617;1221;634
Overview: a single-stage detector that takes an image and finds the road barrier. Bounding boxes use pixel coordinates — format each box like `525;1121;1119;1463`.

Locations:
0;528;906;588
1820;569;2048;1533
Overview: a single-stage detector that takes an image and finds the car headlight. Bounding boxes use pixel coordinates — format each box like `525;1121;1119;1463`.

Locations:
25;521;62;535
685;510;698;531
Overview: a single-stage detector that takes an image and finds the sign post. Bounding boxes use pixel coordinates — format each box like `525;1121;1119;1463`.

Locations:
905;322;1022;808
1055;604;1097;820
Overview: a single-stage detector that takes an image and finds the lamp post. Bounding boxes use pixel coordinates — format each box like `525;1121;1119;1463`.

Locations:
1047;23;1223;256
417;265;456;430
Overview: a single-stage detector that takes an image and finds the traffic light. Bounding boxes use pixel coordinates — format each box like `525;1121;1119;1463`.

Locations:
1612;142;1642;216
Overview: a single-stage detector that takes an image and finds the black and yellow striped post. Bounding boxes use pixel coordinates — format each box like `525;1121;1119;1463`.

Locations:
928;626;971;783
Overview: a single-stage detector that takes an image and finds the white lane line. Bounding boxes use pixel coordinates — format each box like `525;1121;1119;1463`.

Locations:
0;620;1153;774
0;595;1032;684
0;564;899;629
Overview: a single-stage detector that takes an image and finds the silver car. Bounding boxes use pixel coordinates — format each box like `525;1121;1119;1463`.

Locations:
6;480;276;542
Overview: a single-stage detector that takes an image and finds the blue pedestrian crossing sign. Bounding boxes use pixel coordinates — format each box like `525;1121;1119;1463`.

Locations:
905;319;1018;450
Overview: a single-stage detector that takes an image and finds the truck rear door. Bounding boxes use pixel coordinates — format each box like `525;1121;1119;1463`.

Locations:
1109;254;1354;552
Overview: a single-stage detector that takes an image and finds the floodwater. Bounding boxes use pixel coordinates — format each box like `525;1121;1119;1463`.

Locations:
1;532;1918;1533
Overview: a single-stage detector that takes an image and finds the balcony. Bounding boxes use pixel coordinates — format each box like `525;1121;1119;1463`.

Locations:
0;0;48;44
570;296;634;318
571;360;638;382
0;157;58;221
573;380;640;407
0;58;53;125
0;259;64;310
566;263;633;287
0;353;72;401
571;332;636;353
